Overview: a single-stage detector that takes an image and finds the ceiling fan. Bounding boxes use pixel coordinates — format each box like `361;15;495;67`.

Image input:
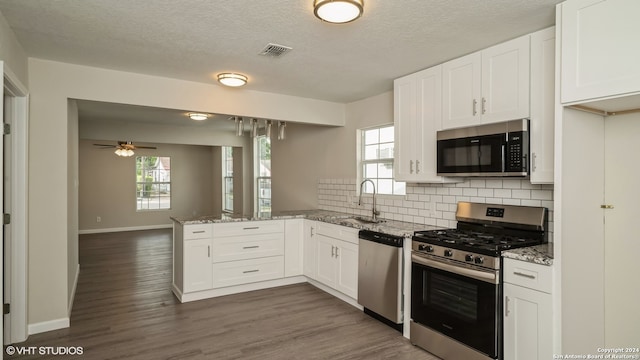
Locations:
93;141;157;157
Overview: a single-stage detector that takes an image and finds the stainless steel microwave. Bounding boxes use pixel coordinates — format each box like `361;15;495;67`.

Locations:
436;119;529;177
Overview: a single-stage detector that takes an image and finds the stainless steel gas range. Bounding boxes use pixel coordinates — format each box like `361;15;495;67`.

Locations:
410;202;548;360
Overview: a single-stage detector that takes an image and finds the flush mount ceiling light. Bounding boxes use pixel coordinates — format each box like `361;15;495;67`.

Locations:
217;73;248;87
314;0;364;24
188;112;209;121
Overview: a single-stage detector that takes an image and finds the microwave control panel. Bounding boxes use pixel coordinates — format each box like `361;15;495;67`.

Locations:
506;131;528;172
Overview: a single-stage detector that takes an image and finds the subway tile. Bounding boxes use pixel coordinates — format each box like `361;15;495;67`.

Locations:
521;199;542;207
437;187;450;195
469;179;486;188
449;188;463;196
436;203;449;211
463;188;478;197
478;188;494;197
486;198;503;204
485;179;503;188
531;189;553;200
502;179;522;189
455;181;471;188
512;189;531;199
469;197;486;203
494;189;512;198
442;195;456;204
502;198;521;205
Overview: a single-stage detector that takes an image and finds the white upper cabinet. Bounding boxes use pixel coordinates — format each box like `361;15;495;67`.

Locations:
394;66;461;183
442;35;530;129
560;0;640;105
529;27;556;184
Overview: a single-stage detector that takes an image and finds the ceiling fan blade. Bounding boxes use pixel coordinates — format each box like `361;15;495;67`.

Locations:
93;144;116;148
134;146;157;149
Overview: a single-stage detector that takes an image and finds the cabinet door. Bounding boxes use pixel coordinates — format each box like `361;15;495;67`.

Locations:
442;52;481;129
334;240;358;299
183;239;212;293
303;221;317;279
394;73;420;181
560;0;640;104
504;283;552;360
530;27;556;184
284;219;304;277
315;235;337;288
481;35;530;123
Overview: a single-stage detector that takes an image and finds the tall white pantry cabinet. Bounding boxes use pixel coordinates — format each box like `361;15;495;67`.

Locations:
556;0;640;355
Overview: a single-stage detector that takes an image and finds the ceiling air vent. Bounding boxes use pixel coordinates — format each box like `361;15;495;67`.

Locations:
259;43;293;58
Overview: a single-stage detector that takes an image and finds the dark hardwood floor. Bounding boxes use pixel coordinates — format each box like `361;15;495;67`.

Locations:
9;229;439;359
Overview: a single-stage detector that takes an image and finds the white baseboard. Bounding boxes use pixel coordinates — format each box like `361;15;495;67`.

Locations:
68;264;80;315
79;224;172;234
28;317;70;335
176;276;307;303
306;278;363;310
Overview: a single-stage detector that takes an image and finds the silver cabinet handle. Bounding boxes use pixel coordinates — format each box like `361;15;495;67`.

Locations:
409;160;414;174
482;97;487;114
513;271;536;280
243;226;259;230
243;245;259;249
416;160;420;174
331;245;335;257
207;245;210;258
335;247;339;258
243;269;259;274
192;230;206;234
310;226;315;237
505;296;510;317
473;99;478;115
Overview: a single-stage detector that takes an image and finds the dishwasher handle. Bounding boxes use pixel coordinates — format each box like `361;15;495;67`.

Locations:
358;230;404;247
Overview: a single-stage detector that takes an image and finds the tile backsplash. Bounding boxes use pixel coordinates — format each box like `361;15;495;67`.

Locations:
318;178;554;237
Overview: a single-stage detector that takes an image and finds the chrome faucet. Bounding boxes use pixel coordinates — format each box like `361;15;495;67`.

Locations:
359;179;380;222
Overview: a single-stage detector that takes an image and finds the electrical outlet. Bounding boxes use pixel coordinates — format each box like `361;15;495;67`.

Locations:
96;216;101;223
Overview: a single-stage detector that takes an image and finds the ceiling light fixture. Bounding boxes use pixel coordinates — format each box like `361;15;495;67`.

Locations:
188;112;209;121
217;73;248;87
313;0;364;24
115;148;134;157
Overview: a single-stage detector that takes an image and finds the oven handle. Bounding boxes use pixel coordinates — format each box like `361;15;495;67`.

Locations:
411;254;499;284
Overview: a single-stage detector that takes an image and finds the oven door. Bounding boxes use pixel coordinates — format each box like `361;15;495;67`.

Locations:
411;254;501;359
437;133;505;176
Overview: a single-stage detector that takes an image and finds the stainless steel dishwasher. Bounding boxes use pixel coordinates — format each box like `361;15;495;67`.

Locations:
357;229;404;332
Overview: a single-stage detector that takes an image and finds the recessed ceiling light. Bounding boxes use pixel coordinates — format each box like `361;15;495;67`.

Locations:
188;112;209;121
314;0;364;24
217;73;248;87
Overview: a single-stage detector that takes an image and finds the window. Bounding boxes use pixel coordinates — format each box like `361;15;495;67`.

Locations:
136;156;171;210
360;125;405;195
222;147;234;212
256;135;271;216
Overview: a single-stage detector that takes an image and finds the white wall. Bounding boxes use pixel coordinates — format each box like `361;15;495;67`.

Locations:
67;101;79;316
272;92;393;211
78;140;216;231
27;58;346;331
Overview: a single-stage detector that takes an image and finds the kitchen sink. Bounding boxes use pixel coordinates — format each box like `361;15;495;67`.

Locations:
340;217;386;226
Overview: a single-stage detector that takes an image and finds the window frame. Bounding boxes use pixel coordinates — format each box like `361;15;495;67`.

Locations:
135;156;172;211
357;124;405;196
222;146;234;213
254;135;271;216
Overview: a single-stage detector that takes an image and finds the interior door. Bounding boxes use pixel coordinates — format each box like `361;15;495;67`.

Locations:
604;113;640;347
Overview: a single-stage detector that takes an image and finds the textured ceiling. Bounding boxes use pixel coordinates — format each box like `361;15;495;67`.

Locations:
0;0;562;105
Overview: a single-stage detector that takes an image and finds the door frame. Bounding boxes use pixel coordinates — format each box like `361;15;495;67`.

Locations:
2;62;29;344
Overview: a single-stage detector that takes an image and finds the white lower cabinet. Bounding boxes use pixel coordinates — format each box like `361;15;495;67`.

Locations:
212;256;284;288
302;220;317;280
183;238;213;293
211;220;285;288
284;219;304;277
503;258;553;360
314;223;359;299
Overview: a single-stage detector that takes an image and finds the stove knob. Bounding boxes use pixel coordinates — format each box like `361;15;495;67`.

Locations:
474;257;484;264
418;244;426;251
426;245;434;253
465;254;474;262
444;249;453;257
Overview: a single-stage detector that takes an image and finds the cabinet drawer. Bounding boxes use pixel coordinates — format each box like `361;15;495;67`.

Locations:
214;220;284;237
211;233;284;263
316;222;359;245
183;224;213;240
504;258;553;293
212;256;284;288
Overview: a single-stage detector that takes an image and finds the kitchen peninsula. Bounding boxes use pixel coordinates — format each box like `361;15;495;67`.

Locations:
171;210;426;304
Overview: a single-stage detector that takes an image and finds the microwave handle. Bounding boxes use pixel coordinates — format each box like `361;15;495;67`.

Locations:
501;144;506;172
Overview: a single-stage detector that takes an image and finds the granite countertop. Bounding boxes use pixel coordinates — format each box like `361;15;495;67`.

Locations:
502;243;554;266
171;210;439;238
